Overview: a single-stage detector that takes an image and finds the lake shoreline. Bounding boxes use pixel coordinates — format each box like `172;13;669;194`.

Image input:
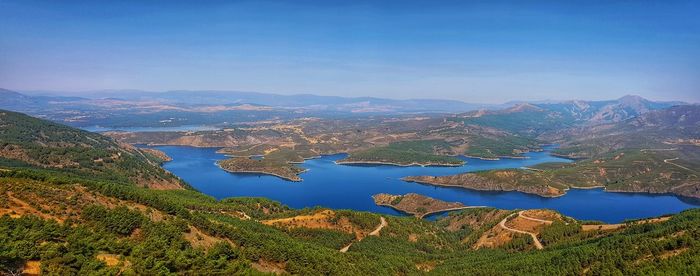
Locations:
215;161;307;182
153;145;700;224
335;160;464;167
401;177;566;198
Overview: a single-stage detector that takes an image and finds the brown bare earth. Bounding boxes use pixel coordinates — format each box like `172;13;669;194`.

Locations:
582;216;671;231
22;261;41;275
415;261;438;272
0;180;171;224
475;209;563;250
251;259;287;275
184;225;234;250
340;216;387;253
444;209;511;234
474;221;523;249
372;193;478;218
505;215;547;233
262;210;370;239
95;253;124;267
521;209;562;222
1;191;65;222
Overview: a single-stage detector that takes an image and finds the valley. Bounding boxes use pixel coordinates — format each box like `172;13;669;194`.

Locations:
2;1;699;274
152;144;697;223
0;95;699;275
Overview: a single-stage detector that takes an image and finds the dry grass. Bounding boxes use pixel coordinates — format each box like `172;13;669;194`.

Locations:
582;216;671;232
521;209;561;222
504;216;547;234
1;192;64;222
95;253;123;267
22;261;41;275
263;210;369;239
183;225;234;250
251;259;287;275
415;261;437;272
473;225;520;249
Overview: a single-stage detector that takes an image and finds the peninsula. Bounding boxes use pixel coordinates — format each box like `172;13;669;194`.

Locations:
337;140;466;167
372;193;483;218
403;170;567;198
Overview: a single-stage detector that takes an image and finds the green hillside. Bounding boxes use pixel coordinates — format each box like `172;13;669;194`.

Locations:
339;140;465;166
0;110;184;189
1;110;699;275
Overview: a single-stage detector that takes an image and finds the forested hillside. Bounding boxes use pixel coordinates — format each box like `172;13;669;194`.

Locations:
0;110;184;189
1;111;699;275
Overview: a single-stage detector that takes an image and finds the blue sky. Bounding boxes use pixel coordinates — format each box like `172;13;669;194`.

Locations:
1;0;698;103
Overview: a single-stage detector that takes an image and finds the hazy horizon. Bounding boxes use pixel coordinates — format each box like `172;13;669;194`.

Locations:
2;1;699;104
8;88;695;105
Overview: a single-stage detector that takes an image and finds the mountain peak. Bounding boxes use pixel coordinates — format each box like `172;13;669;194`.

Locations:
617;94;648;104
505;103;543;113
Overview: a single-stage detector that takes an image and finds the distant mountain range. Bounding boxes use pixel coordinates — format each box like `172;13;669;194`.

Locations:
15;89;495;113
546;104;700;159
0;88;690;129
7;88;688;115
456;95;687;134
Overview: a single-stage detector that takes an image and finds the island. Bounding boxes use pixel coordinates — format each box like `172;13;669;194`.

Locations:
217;157;306;182
372;193;482;218
215;148;311;181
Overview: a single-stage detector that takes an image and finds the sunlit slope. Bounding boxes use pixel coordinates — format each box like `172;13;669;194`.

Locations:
0;109;184;189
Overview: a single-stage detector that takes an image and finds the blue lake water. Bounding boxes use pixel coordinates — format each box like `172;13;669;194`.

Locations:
154;145;699;223
81;125;220;132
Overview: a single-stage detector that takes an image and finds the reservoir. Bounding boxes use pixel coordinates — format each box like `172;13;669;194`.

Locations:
80;125;220;132
154;145;699;223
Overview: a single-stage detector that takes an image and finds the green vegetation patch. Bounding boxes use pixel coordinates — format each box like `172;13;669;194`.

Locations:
341;140;464;166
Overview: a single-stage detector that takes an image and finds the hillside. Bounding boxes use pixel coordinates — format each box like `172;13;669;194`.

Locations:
406;147;700;199
549;105;700;159
451;96;683;137
1;111;700;275
0;110;184;189
407;104;700;198
338;140;465;166
2;169;699;275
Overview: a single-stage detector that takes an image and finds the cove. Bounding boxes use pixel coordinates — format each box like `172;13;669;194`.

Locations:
153;145;699;223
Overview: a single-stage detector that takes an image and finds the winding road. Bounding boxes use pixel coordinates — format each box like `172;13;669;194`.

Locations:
340;217;387;253
497;211;553;250
664;158;697;173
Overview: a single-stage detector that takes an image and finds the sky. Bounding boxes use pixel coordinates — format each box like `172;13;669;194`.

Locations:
1;0;699;103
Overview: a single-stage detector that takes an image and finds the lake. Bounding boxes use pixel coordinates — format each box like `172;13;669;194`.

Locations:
81;125;220;132
153;145;699;223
